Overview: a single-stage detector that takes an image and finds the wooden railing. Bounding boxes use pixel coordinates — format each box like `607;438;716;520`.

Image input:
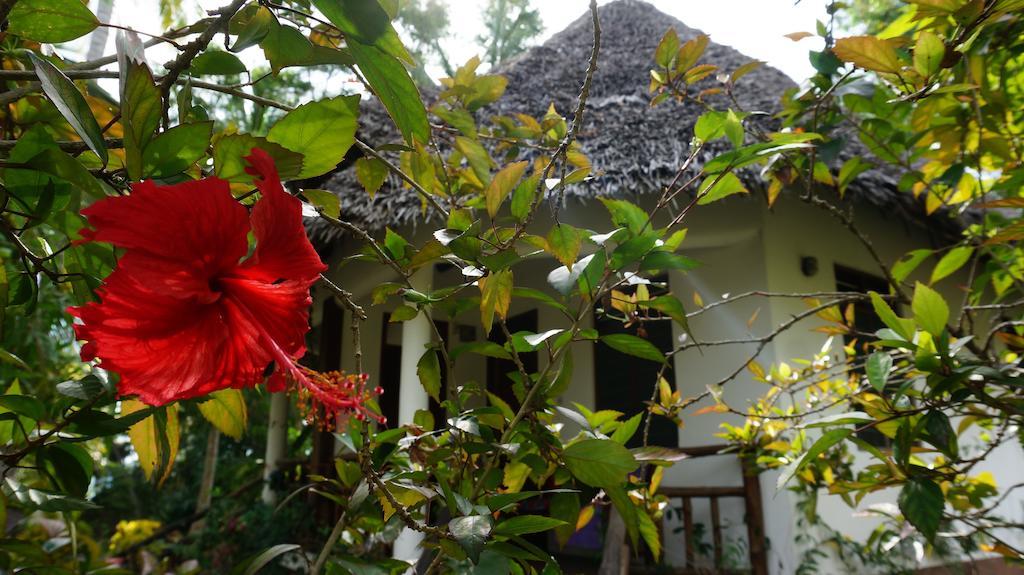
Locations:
655;445;767;575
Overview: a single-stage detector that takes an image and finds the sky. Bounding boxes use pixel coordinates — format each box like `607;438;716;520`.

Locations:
73;0;830;82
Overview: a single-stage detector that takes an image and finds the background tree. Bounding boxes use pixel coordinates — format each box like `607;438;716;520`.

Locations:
478;0;544;67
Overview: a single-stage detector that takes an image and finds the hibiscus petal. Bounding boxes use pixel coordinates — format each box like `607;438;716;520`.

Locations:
218;275;313;359
80;177;250;281
241;148;326;284
71;269;270;405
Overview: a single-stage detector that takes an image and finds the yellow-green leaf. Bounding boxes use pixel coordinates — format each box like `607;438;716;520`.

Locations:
416;348;441;402
479;270;513;335
912;282;949;336
546;224;582;269
267;95;359;179
197;389;248;440
123;400;180;486
833;36;904;73
913;31;945;77
930;246;973;284
355;157;388;197
697;172;747;205
485;161;529;218
302;189;341;219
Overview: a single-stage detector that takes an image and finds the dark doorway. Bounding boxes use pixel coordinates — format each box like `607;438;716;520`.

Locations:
487;309;539;410
379;313;402;427
378;315;450;429
835;264;891;447
594;298;678;448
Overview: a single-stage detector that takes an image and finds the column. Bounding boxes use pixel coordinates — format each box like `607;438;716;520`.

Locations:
392;264;432;566
261;392;289;505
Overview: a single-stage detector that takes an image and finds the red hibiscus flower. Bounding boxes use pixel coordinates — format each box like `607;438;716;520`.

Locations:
70;149;376;421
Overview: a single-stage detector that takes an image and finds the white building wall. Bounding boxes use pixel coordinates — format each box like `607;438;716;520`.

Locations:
315;191;1024;573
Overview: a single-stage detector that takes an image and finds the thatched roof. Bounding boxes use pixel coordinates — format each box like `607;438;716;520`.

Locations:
312;0;948;246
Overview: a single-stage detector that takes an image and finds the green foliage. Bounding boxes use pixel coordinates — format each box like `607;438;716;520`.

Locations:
3;0;1024;572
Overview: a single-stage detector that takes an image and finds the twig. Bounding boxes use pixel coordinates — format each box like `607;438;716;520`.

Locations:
158;0;248;124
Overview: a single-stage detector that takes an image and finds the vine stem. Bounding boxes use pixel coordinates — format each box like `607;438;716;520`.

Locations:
310;511;347;575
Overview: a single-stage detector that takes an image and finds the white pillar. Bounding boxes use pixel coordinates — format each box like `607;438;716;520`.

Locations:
396;265;433;426
393;265;433;566
261;392;289;505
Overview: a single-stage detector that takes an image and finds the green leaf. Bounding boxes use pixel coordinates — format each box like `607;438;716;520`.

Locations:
355;157;389;197
923;410;958;458
118;37;161;180
599;198;649;235
267;95;360;179
549;492;580;548
798;411;874;429
655;28;680;68
912;282;949;336
389;305;418;322
697;172;747;205
606;484;640;547
260;21;353;74
866;352;892;393
38;443;93;497
68;406;157;437
8;485;99;512
547;225;582;269
302;189;341;219
346;40;429;144
479;270;513;335
311;0;413;64
233;543;303;575
777;428;852;488
417;348;442;402
838;156;872;196
930;246;973;284
56;374;105;400
892;248;933;284
8;0;98;42
637;507;661;561
611;412;643;445
22;148;106;199
694;109;745;147
454;136;494;184
28;53;107;165
0;395;46;421
913;31;945;77
142;122;213;178
833;36;903;73
610;235;657;269
600;334;666;364
190;50;247;76
703;139;816;174
639;251;699;272
449;515;492;563
213;134;304;184
869;291;916;340
197;389;248;440
230;5;274;52
563;439;638;488
511;174;541;222
644;295;693;339
493;515;567;537
898;478;944;541
486;161;529;218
